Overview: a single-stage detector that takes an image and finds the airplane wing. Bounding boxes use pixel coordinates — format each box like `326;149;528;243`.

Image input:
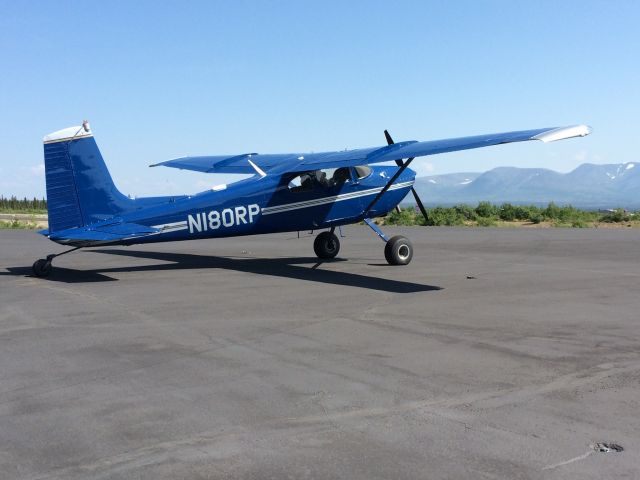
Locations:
150;125;591;175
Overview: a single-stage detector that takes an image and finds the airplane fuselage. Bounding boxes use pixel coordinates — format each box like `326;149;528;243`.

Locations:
50;165;415;246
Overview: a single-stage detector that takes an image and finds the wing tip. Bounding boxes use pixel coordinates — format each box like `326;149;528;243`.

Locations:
533;125;592;143
149;156;187;168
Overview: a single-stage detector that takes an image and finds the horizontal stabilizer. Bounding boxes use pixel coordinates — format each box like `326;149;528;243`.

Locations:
150;153;263;174
48;222;159;245
92;222;159;236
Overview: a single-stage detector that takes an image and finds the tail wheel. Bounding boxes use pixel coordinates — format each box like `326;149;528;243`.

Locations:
32;259;53;277
314;231;340;259
384;235;413;265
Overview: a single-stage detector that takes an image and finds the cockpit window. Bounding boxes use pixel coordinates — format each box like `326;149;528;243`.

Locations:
288;168;352;192
331;167;352;185
355;165;372;179
288;173;313;192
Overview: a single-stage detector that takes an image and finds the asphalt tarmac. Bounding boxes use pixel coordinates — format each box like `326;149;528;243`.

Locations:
1;227;639;479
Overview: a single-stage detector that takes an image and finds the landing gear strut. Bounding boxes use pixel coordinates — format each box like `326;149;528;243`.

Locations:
32;247;80;278
314;229;340;259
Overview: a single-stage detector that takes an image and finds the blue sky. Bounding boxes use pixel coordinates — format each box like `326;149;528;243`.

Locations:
1;0;638;198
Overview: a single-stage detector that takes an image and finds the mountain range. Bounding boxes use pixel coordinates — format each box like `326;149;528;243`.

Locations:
411;162;639;209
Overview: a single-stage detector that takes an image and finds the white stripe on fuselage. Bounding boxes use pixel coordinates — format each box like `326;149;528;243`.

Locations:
261;181;414;215
150;220;188;232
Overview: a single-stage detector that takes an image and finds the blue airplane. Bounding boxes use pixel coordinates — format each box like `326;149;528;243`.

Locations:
32;121;591;277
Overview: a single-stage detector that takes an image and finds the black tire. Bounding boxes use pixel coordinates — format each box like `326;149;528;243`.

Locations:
384;235;413;265
314;231;340;259
32;258;52;277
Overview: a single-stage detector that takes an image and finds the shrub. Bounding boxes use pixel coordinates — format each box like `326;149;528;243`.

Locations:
475;201;497;218
0;219;37;229
542;203;597;223
386;208;419;225
454;204;477;221
530;214;543;224
499;203;517;221
515;205;542;221
476;216;496;227
543;202;563;220
600;209;630;223
382;202;606;227
425;207;466;226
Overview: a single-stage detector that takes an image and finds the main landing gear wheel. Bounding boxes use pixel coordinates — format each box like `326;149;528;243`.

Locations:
384;235;413;265
314;231;340;259
32;258;53;277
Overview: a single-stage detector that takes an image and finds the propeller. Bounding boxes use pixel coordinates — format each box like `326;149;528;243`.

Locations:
384;130;429;223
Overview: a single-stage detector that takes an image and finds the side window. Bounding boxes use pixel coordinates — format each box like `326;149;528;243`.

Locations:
354;165;372;179
331;167;351;186
288;173;314;192
288;168;352;193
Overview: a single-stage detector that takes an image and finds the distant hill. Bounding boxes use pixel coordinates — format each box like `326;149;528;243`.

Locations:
411;162;639;209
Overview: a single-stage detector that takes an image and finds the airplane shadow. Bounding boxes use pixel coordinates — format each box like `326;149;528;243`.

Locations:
2;249;442;294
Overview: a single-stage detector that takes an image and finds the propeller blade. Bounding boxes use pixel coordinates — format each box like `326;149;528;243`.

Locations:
411;187;429;223
384;130;428;220
384;130;404;167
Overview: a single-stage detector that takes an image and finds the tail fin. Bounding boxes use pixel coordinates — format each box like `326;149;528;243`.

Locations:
43;123;134;233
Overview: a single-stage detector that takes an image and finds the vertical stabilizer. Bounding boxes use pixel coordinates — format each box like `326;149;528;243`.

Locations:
43;123;134;233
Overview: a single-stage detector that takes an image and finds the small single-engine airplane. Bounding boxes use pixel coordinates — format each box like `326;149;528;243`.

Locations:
32;121;591;277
